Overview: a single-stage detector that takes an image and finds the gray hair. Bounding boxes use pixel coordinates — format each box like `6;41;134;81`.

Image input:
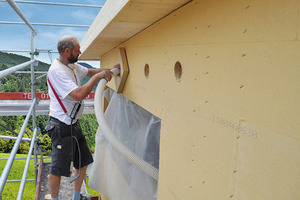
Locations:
57;35;78;54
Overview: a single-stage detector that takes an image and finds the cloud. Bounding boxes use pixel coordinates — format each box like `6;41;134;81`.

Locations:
36;27;89;56
0;26;31;50
70;10;98;24
85;0;106;5
39;27;87;41
18;3;40;21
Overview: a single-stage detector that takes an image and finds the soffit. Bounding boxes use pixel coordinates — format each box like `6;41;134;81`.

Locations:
79;0;191;60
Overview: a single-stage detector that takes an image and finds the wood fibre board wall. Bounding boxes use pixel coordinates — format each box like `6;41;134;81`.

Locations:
100;0;300;199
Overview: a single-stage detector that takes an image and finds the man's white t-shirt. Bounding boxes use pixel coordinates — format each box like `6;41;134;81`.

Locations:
47;59;88;125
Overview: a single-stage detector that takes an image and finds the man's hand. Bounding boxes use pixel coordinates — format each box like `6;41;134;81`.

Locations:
113;63;121;69
96;69;113;81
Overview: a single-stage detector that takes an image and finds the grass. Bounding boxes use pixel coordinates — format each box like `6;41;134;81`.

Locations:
0;153;35;200
0;153;98;199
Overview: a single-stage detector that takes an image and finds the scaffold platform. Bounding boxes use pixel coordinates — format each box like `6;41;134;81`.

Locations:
35;156;98;200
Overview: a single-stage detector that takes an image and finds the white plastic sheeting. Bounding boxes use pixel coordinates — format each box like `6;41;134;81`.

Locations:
87;88;161;200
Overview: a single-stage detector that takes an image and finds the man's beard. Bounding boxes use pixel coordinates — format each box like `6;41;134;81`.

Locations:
68;52;78;64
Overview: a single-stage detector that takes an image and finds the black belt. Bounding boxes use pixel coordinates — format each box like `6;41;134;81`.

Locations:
49;116;78;125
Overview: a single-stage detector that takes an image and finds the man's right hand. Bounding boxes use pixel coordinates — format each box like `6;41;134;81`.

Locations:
113;63;121;69
97;69;113;81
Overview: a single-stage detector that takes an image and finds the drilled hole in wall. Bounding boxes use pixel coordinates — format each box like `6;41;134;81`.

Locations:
174;61;182;81
144;64;149;78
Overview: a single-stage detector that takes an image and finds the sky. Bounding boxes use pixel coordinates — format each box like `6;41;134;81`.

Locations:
0;0;107;67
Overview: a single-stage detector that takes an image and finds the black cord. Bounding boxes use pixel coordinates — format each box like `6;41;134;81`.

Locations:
70;135;81;183
69;119;81;183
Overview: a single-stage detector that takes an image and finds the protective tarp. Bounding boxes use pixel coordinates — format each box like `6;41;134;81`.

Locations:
87;89;161;200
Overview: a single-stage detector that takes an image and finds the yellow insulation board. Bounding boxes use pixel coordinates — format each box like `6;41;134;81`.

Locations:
100;0;300;199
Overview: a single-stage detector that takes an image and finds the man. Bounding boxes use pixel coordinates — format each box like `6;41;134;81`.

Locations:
45;35;118;200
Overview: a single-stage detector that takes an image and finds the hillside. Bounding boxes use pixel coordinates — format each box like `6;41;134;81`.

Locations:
0;51;50;72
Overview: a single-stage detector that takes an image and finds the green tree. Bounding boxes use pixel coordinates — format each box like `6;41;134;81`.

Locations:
0;131;15;153
81;114;98;150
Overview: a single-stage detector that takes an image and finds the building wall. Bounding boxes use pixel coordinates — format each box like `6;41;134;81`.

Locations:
100;0;300;199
